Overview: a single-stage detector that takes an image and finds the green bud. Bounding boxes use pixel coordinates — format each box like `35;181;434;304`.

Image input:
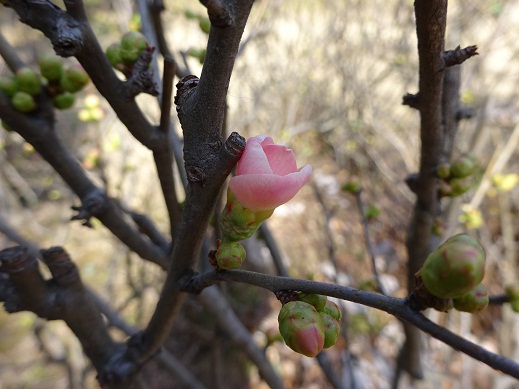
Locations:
215;241;246;270
106;43;123;69
342;181;361;194
320;300;342;320
11;91;36;112
298;293;327;311
38;55;64;82
320;312;341;349
60;67;90;93
120;31;147;64
0;76;19;97
453;283;489;313
419;234;486;299
438;180;452;197
436;163;451;179
16;67;41;96
505;284;519;301
450;177;472;197
53;92;76;110
220;188;274;242
199;18;211;34
451;153;477;178
278;301;325;357
511;300;519;314
184;10;198;20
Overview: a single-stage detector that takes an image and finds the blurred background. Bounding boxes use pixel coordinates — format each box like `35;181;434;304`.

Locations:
1;0;519;388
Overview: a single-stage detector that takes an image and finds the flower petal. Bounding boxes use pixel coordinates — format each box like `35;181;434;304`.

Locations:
229;164;312;211
263;144;298;175
236;141;273;175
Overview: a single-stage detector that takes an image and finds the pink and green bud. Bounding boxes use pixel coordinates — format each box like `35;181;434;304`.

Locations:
11;91;36;112
419;234;486;299
320;300;342;320
278;301;325;357
451;153;478;178
60;67;90;93
298;292;327;312
16;67;41;96
320;312;341;349
0;76;18;97
220;188;274;242
38;55;64;82
53;92;76;110
120;31;148;64
215;241;246;270
453;283;489;313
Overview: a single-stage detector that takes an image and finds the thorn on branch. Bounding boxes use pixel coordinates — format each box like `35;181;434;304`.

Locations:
402;93;420;110
443;45;479;68
71;190;108;228
200;0;233;27
456;106;475;121
124;46;159;99
405;173;420;194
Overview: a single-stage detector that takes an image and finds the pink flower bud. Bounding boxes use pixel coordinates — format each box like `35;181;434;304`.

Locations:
419;234;486;299
229;136;312;212
278;301;325;357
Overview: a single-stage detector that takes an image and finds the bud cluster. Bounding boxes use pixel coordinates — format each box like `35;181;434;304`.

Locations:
437;153;479;198
0;55;89;116
105;31;149;75
278;293;341;357
416;234;488;314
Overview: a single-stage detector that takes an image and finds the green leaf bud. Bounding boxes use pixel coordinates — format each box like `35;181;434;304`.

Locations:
453;283;489;313
298;292;327;311
16;67;41;96
215;241;246;270
11;91;36;112
120;31;147;64
0;76;19;97
60;67;90;93
320;312;341;349
419;234;486;299
53;92;76;110
199;18;211;34
451;153;478;178
38;55;64;82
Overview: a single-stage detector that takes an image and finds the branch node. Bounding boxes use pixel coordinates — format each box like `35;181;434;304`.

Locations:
402;92;420;110
71;190;108;227
124;46;159;98
174;75;199;108
40;247;80;286
200;0;233;27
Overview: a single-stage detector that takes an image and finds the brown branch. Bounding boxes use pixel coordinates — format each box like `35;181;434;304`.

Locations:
0;32;25;72
403;0;448;379
200;0;233;27
0;246;118;373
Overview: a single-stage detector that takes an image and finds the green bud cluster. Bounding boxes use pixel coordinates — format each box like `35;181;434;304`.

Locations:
436;153;479;198
105;31;148;74
417;234;488;314
0;55;89;116
278;293;341;357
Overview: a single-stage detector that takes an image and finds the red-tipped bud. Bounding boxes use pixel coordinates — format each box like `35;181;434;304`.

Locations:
453;283;489;313
215;241;246;270
320;312;341;349
278;301;325;357
298;292;327;311
419;234;486;299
